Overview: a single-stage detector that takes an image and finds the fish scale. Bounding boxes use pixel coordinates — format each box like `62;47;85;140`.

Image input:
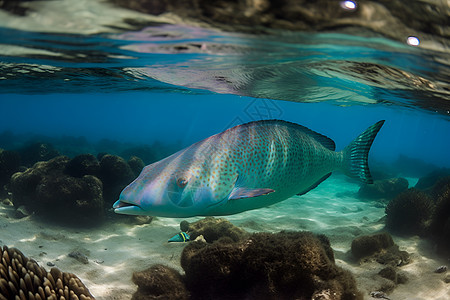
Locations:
114;119;384;217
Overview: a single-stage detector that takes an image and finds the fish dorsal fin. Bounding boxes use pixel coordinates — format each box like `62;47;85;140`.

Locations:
292;123;335;151
232;120;335;151
297;172;332;196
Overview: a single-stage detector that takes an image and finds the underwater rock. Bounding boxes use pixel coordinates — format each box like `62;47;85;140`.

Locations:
98;154;136;205
385;188;435;236
64;154;100;178
378;265;408;285
351;232;394;260
180;231;363;300
127;156;145;177
131;264;189;300
430;184;450;254
179;220;190;232
0;245;95;299
351;233;410;266
17;142;60;167
358;178;408;200
183;217;248;243
68;250;89;264
415;168;450;194
10;156;104;226
0;149;21;195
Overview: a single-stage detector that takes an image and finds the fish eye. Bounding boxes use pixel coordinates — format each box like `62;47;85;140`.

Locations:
176;177;188;188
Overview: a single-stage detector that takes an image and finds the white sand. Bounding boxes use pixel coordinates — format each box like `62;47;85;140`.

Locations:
1;174;449;299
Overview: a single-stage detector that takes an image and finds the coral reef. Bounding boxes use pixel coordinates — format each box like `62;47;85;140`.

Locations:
0;245;94;299
18;142;60;167
10;156;104;226
351;233;409;266
385;188;434;236
64;154;100;178
180;231;362;300
358;177;408;200
182;217;248;243
98;154;136;205
131;264;189;300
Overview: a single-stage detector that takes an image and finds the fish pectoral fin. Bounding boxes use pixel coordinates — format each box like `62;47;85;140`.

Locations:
228;187;275;200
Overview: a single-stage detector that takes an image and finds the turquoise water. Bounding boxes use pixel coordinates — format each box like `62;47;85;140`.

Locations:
1;24;449;169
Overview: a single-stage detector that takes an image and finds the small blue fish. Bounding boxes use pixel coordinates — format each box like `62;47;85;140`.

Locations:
168;232;190;243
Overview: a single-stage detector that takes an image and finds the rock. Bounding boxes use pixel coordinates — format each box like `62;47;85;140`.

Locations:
180;220;190;232
64;153;100;177
14;205;31;219
180;231;363;299
351;233;410;266
444;274;450;284
415;168;450;193
358;178;408;200
98;154;136;205
68;250;89;264
184;217;248;243
385;188;434;236
434;265;447;273
128;156;145;177
378;266;397;282
351;233;394;260
132;264;189;300
10;156;104;226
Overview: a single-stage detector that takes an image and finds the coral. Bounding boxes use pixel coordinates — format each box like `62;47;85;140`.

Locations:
10;156;104;226
183;217;248;243
98;154;136;205
351;233;410;266
18;142;60;167
385;188;434;235
64;154;100;178
131;264;189;300
358;178;408;200
180;231;362;300
0;245;94;299
127;156;145;177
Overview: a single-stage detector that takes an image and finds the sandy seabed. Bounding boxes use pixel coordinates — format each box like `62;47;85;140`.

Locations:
1;174;449;300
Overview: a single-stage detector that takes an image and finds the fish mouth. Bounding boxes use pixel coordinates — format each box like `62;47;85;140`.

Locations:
113;200;145;215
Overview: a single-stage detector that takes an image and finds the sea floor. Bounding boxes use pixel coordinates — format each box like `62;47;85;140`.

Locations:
1;174;448;299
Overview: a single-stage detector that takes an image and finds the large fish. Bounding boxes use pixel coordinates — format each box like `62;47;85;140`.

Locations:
113;120;384;217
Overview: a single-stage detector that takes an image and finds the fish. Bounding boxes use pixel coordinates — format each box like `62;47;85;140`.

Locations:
113;119;384;217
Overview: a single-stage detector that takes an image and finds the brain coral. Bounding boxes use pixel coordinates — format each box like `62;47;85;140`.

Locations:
0;245;94;300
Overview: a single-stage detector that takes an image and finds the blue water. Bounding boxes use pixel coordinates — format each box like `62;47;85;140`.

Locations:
0;23;449;170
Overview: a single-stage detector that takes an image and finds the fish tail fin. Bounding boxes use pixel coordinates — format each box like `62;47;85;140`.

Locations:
342;120;385;184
